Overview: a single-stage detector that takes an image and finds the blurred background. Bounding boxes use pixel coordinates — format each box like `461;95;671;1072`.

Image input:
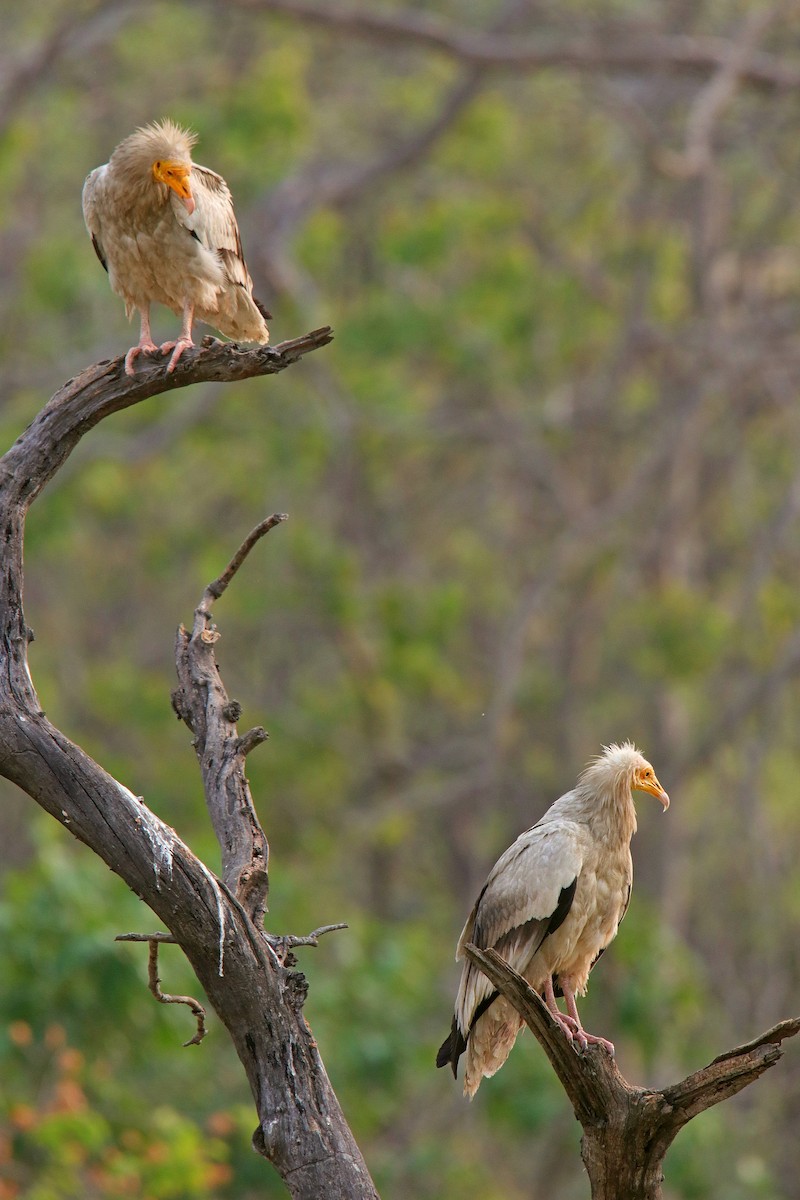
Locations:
2;1;800;1197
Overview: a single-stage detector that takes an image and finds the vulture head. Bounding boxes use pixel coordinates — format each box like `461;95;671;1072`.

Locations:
580;741;670;815
110;119;197;215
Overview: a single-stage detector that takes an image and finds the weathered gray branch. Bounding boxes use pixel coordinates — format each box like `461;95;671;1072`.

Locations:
464;944;800;1200
0;329;382;1200
170;516;288;927
0;328;332;513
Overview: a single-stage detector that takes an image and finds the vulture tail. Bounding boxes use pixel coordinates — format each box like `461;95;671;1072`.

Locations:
436;990;500;1076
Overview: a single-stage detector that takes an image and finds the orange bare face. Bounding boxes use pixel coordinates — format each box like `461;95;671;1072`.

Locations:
152;159;195;214
633;762;670;809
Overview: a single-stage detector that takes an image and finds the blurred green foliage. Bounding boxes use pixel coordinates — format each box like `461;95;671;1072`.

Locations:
2;2;800;1198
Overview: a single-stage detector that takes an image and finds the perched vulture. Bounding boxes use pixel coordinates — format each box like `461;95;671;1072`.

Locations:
436;742;668;1098
82;119;270;376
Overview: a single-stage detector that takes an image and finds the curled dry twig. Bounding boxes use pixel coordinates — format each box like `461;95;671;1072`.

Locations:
115;933;207;1047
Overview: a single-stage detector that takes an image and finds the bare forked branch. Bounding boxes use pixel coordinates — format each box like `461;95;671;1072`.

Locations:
464;944;800;1199
171;515;294;926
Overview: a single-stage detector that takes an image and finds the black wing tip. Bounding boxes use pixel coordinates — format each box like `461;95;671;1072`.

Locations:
436;1017;466;1078
255;297;273;321
437;987;502;1078
91;234;108;273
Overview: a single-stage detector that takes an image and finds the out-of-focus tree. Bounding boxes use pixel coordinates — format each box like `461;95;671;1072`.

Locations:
2;2;800;1197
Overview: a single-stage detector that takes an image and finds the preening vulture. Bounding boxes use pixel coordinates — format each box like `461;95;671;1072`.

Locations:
436;742;669;1098
82;119;270;376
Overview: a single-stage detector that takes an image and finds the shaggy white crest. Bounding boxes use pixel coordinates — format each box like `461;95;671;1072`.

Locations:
110;119;197;179
581;740;647;786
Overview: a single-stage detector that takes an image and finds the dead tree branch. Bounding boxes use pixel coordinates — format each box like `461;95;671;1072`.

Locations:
170;516;290;927
464;944;800;1200
0;328;331;514
203;513;288;604
0;329;382;1200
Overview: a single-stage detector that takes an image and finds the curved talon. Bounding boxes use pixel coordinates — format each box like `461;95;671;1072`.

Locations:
124;340;159;376
160;336;194;373
558;1012;582;1034
551;1010;580;1043
581;1031;616;1056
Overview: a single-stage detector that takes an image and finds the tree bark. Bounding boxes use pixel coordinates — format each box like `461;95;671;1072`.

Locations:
0;332;381;1200
464;944;800;1200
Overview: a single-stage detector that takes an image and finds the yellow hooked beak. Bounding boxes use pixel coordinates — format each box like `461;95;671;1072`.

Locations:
152;159;195;214
634;765;670;810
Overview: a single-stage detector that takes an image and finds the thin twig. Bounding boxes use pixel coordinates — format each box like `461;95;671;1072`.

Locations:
147;940;207;1047
153;941;206;1044
116;931;178;943
266;923;349;964
283;922;349;948
202;514;288;607
115;934;207;1046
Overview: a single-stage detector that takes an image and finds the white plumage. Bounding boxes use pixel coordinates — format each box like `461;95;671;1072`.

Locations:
83;120;270;375
436;742;669;1097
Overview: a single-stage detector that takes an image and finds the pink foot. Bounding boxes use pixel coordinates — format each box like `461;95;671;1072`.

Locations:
560;1018;615;1055
580;1031;615;1055
160;337;194;373
551;1010;581;1044
124;341;159;376
549;1007;615;1055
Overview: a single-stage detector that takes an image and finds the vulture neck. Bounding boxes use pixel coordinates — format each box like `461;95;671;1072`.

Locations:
575;773;638;846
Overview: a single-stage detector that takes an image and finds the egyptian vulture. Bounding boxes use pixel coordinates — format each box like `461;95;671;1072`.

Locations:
436;742;668;1098
82;120;270;376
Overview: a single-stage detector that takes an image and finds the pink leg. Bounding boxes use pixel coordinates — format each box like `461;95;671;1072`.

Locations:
160;300;195;373
124;306;159;376
542;976;582;1043
560;977;615;1055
